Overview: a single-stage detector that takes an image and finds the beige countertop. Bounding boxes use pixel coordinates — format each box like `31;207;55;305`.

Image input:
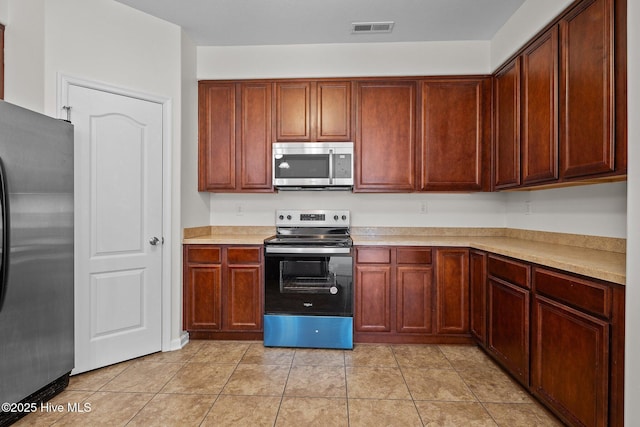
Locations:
183;234;271;245
352;235;626;285
183;226;626;286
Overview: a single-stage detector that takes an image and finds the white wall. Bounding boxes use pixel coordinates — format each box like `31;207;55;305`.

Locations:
0;0;8;23
626;0;640;422
180;32;209;229
210;192;506;228
491;0;573;69
2;0;45;112
3;0;187;347
198;41;491;80
504;182;627;238
43;0;185;347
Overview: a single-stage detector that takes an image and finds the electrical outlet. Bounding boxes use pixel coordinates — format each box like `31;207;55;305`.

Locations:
235;203;244;216
419;201;428;214
524;201;532;215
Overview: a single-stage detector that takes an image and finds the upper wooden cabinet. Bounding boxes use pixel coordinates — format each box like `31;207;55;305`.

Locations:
493;58;521;190
419;78;491;191
559;0;616;179
317;81;352;141
492;0;626;190
493;25;559;190
198;81;273;192
355;81;417;192
275;82;311;141
199;1;627;196
274;80;352;142
522;26;559;185
199;83;236;191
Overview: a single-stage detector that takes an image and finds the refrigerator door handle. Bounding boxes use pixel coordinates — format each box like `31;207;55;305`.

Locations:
0;157;8;312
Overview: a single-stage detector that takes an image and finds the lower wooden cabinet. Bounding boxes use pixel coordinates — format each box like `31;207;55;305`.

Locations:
355;263;392;332
473;252;625;427
532;295;609;427
183;244;263;339
355;246;470;344
469;250;487;346
487;276;530;386
435;249;469;334
531;267;621;427
486;255;531;386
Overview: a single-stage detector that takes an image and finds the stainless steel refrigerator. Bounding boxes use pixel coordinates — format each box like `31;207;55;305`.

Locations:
0;101;74;425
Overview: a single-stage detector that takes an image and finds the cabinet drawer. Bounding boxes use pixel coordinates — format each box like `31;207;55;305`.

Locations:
534;268;611;319
396;248;432;264
488;255;530;289
186;246;221;264
356;247;391;264
227;247;261;264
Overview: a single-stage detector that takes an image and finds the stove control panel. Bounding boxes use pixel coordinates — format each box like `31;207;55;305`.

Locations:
275;210;350;227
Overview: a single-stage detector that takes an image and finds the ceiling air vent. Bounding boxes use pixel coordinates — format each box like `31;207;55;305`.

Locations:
351;21;395;34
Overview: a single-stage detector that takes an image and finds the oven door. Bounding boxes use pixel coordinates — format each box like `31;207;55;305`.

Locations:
264;247;353;317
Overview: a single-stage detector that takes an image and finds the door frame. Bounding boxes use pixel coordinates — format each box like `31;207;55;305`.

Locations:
57;73;174;352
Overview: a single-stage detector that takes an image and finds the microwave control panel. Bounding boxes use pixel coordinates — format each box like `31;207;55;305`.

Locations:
334;154;352;178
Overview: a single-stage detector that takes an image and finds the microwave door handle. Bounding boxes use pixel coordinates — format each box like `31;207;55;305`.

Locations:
329;149;334;184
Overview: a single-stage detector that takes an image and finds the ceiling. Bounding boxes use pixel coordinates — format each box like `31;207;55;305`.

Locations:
114;0;527;47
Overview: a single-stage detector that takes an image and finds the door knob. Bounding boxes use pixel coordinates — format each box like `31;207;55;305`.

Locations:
149;237;160;246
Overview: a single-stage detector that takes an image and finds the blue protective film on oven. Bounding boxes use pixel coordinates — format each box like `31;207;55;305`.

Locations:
263;314;353;350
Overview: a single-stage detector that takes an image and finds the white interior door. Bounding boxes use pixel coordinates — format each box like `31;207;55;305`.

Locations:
69;84;164;374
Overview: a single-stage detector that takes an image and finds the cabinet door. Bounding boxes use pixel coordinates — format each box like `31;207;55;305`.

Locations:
420;79;489;191
239;83;273;190
560;0;615;179
522;26;559;185
532;295;609;427
487;278;530;386
355;81;416;192
493;58;521;189
198;82;236;190
317;81;352;141
396;265;433;334
275;82;312;141
184;263;222;331
225;264;262;331
469;250;487;345
435;249;469;335
355;264;392;332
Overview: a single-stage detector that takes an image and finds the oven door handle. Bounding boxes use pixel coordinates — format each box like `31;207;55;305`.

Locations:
265;246;352;255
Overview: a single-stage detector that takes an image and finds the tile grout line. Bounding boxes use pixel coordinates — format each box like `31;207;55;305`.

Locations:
437;344;507;426
192;341;252;427
343;348;351;427
392;344;430;426
124;349;204;426
271;346;296;426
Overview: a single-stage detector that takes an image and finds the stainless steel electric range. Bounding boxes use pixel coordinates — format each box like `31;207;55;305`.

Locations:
263;209;353;349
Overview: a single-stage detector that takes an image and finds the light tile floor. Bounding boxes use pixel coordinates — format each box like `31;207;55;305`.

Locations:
16;341;562;426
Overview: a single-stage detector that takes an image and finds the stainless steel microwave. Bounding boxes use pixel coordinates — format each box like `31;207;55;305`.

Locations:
272;142;354;190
